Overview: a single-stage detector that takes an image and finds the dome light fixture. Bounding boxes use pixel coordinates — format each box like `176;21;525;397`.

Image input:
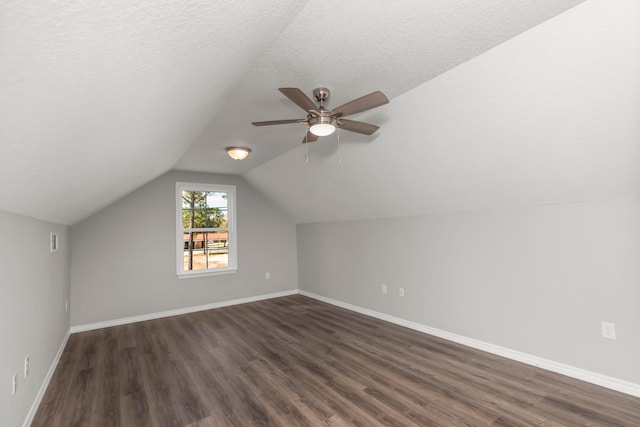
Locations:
225;146;251;160
308;115;337;137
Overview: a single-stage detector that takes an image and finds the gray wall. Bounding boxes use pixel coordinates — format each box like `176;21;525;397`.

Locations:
70;170;298;326
0;210;70;427
297;197;640;384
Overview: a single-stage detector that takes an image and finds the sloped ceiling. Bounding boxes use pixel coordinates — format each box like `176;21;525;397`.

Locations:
1;0;305;224
243;0;640;223
175;0;587;175
1;0;616;225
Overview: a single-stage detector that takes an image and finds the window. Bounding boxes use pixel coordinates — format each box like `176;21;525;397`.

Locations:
176;182;237;277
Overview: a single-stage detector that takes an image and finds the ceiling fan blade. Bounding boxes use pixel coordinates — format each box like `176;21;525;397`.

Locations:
338;119;380;135
302;130;319;144
252;119;302;126
279;88;318;112
331;91;389;117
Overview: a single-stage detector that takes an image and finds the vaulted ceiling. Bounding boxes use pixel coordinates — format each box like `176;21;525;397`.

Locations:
3;0;637;226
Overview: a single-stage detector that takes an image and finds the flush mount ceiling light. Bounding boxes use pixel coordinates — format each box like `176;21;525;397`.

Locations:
225;146;251;160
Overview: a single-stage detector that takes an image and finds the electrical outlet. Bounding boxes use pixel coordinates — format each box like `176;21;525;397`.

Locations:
399;287;405;297
381;284;388;294
24;355;29;378
12;373;17;396
265;272;270;280
66;300;69;312
601;321;616;340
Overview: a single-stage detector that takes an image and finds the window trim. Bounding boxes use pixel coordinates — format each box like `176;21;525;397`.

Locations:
176;182;237;278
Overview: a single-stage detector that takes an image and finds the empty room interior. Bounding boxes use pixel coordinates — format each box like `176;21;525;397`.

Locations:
2;0;640;426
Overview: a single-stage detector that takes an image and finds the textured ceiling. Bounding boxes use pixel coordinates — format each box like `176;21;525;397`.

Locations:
244;0;640;223
0;0;304;224
0;0;602;224
175;0;587;174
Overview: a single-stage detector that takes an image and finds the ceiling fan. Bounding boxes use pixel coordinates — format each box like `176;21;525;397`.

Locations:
252;87;389;144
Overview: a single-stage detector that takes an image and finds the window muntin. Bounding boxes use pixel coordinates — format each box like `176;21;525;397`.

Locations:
176;183;237;277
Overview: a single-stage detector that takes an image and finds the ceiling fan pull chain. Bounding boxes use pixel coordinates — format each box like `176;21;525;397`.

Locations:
337;128;341;166
305;128;310;163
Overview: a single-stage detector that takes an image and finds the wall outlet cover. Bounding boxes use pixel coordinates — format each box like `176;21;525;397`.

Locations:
601;321;616;340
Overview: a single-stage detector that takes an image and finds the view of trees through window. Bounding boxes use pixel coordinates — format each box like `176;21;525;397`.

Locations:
181;190;229;271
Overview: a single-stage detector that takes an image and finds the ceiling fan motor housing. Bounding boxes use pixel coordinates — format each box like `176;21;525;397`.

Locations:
308;114;336;127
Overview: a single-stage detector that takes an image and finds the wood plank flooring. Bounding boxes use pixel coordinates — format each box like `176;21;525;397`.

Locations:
33;295;640;426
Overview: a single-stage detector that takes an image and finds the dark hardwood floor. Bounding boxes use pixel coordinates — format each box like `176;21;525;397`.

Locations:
33;295;640;426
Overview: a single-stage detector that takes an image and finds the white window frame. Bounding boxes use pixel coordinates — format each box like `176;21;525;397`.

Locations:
176;182;237;278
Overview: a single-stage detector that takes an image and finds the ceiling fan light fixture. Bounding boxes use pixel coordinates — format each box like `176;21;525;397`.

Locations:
252;87;389;143
225;146;251;160
308;116;336;136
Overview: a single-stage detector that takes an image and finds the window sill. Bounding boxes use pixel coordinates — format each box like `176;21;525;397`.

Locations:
177;269;237;279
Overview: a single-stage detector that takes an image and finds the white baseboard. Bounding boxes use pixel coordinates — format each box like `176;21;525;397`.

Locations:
23;329;71;427
299;290;640;398
60;288;640;399
70;289;298;333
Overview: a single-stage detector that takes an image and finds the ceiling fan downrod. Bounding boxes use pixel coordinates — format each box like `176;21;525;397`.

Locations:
313;87;330;110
